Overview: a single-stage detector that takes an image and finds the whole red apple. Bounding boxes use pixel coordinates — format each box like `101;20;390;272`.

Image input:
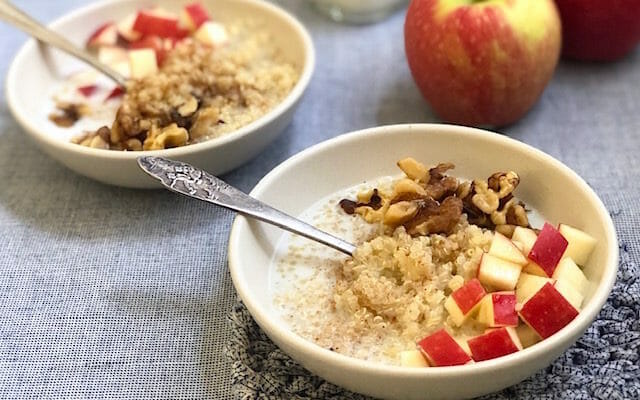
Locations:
404;0;561;127
554;0;640;61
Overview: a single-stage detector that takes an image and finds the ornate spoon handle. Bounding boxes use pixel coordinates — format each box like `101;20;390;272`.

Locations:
0;0;127;87
137;156;356;256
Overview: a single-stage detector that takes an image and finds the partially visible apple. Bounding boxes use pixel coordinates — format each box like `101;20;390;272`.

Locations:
558;224;596;266
404;0;561;126
128;48;158;79
477;254;523;291
515;323;541;348
117;12;142;42
86;22;117;49
515;272;553;305
467;327;522;361
528;222;568;277
77;85;98;97
400;349;429;367
477;291;518;327
444;278;486;326
488;232;528;266
417;329;473;366
518;282;578;339
180;2;211;31
194;21;229;47
554;0;640;61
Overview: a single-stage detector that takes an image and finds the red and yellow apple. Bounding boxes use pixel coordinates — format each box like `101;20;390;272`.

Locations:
467;327;522;361
554;0;640;61
404;0;561;126
418;329;473;366
444;278;486;326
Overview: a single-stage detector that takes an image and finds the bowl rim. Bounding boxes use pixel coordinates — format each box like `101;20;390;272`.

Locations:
228;123;619;378
5;0;315;160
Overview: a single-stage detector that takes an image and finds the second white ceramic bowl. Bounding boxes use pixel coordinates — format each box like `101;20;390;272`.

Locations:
6;0;314;188
228;124;618;400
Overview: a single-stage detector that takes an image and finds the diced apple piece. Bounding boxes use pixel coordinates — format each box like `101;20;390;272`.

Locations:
117;12;142;42
523;261;548;277
179;2;211;31
552;258;589;296
444;278;486;326
104;86;124;102
488;232;528;265
133;10;186;39
518;282;579;339
400;349;429;367
417;329;472;366
454;336;472;356
77;85;97;97
515;324;541;348
97;46;128;65
477;254;523;291
512;226;538;256
467;327;522;362
558;224;597;266
516;273;554;305
86;22;118;48
129;35;167;65
528;223;568;277
110;61;130;79
194;21;228;47
128;49;157;79
554;279;584;310
477;292;518;327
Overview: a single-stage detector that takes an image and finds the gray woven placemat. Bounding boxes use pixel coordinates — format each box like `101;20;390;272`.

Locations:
225;237;639;399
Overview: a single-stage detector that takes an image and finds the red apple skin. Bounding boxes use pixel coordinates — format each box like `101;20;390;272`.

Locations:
554;0;640;61
104;86;124;102
86;22;117;48
528;222;568;277
468;327;520;361
133;11;181;39
452;278;486;314
77;85;98;97
185;2;211;28
418;329;472;366
404;0;561;127
491;292;518;326
519;282;578;339
129;35;168;66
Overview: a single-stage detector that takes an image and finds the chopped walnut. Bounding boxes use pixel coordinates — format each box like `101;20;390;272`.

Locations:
339;160;530;238
506;203;529;226
424;163;458;200
143;123;189;150
339;189;383;214
49;103;89;128
495;224;516;238
178;96;199;117
471;180;500;214
488;171;520;199
404;196;463;236
491;197;517;226
384;201;420;226
396;158;428;181
461;171;529;232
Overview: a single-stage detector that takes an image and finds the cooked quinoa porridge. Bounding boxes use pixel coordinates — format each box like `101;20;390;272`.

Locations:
271;158;536;365
50;5;299;151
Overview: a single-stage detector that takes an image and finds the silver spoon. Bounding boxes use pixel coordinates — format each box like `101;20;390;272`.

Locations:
137;156;357;256
0;0;127;87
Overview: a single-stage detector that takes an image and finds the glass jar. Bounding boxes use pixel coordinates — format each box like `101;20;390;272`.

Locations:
311;0;407;24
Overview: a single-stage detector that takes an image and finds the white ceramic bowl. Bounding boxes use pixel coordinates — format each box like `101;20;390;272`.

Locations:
6;0;314;188
228;124;618;400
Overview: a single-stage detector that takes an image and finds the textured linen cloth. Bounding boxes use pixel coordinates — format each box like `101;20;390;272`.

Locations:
0;1;638;399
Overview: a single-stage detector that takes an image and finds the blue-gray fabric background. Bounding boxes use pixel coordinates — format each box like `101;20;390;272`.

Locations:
1;1;638;399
